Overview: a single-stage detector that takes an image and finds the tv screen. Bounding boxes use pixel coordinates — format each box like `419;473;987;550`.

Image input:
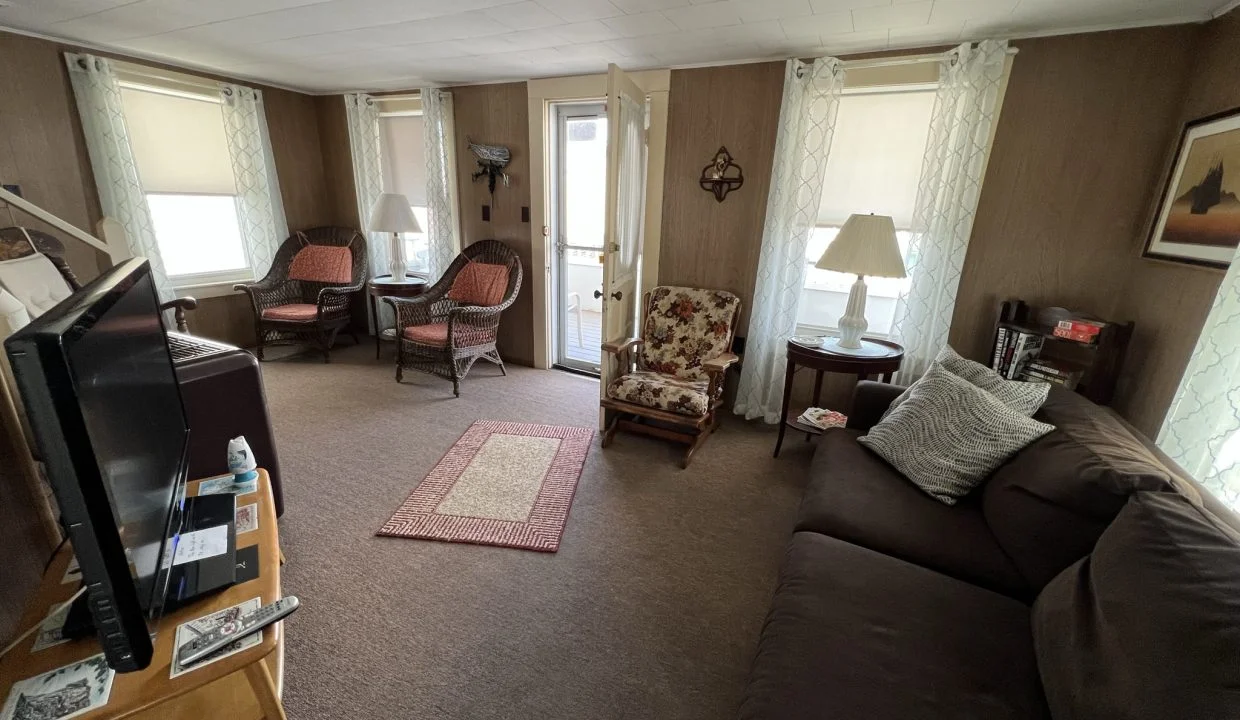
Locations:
68;265;187;610
5;258;189;671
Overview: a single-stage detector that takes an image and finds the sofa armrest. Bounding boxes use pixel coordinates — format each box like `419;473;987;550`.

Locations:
846;381;907;432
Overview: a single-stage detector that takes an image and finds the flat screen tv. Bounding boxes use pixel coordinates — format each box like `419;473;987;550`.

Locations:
5;258;189;672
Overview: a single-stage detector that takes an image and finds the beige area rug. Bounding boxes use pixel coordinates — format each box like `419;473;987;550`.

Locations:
377;421;594;552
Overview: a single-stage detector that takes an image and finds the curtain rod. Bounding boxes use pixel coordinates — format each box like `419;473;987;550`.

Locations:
839;46;1019;71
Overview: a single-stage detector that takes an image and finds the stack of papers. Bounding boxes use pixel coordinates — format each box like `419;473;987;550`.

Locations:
797;407;847;430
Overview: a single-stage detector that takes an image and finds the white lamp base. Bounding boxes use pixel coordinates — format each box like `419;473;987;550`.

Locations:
388;232;407;281
835;275;869;349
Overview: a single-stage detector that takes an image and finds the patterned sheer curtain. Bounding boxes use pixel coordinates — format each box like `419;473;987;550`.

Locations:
421;88;460;281
1158;254;1240;510
735;58;843;423
64;52;173;302
344;93;387;278
220;83;287;279
889;40;1010;382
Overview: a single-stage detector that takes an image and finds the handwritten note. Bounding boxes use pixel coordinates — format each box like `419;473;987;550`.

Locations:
172;525;228;566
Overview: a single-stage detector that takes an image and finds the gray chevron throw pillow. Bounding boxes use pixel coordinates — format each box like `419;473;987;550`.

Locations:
885;345;1049;419
861;362;1055;505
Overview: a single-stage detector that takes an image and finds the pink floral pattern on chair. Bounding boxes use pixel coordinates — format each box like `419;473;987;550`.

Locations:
605;371;709;417
638;287;741;382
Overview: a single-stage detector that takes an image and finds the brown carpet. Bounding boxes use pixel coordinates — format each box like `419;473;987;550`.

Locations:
258;343;812;720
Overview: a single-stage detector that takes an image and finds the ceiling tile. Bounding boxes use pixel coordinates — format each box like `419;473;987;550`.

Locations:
725;0;813;23
536;0;624;22
809;0;893;12
484;1;563;29
662;2;741;29
0;0;137;24
557;20;623;41
887;21;964;46
851;0;931;32
929;0;1017;26
608;0;690;13
47;0;331;42
601;11;679;36
781;10;852;38
820;27;889;52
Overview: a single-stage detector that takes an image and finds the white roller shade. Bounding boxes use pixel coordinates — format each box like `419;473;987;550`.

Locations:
379;115;427;207
818;89;936;230
120;87;236;195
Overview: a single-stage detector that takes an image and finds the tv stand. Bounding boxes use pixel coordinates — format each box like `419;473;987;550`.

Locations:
0;470;287;720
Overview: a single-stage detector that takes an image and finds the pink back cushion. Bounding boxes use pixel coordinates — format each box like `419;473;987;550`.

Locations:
288;245;353;284
447;262;510;306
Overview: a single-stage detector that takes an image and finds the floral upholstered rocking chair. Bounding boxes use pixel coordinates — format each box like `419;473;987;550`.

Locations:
600;286;741;468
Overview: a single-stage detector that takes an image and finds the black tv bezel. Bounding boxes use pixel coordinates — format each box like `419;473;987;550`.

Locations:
4;258;189;672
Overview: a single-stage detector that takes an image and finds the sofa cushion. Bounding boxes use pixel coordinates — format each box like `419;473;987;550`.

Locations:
886;345;1048;418
860;362;1055;505
981;387;1180;591
1032;491;1240;719
739;532;1048;720
799;429;1029;599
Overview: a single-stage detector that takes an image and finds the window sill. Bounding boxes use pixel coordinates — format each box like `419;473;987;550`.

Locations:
173;277;252;300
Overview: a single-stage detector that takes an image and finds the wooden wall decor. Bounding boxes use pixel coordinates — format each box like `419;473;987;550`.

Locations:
699;146;743;202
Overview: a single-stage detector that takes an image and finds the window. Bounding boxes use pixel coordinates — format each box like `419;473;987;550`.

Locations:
119;83;248;285
797;81;937;337
378;111;429;274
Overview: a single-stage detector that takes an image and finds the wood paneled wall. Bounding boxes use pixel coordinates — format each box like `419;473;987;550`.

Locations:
658;62;785;337
449;82;534;366
1112;12;1240;436
950;26;1198;393
0;28;335;639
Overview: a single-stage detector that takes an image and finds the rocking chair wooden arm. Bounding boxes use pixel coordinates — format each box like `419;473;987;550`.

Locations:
702;352;739;373
601;337;642;355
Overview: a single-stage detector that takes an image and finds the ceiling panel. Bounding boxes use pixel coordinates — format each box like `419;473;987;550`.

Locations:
0;0;1223;91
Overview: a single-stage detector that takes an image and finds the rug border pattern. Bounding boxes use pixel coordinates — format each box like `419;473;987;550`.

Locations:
376;420;593;552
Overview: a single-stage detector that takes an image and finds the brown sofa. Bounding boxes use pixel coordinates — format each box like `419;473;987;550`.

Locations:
739;382;1240;719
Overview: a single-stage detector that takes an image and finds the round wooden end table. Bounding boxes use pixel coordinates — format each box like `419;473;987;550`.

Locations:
774;337;904;457
368;274;428;358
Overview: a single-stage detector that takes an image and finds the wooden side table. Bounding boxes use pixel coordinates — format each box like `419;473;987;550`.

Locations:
774;338;904;457
368;275;427;358
0;470;286;719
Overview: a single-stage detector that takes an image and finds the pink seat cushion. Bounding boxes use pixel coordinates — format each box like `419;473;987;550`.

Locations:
288;244;352;284
262;303;318;321
402;323;450;347
447;262;509;306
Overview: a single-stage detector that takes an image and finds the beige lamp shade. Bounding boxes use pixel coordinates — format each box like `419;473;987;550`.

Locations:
367;193;422;234
815;213;906;278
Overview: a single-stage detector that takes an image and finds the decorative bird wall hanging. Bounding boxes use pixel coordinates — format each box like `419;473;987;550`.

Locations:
468;139;511;197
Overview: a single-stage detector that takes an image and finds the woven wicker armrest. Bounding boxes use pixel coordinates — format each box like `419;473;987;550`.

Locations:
234;278;289;311
318;282;364;302
384;294;437;328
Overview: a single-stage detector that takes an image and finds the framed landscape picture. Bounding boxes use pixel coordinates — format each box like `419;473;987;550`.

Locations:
1146;108;1240;268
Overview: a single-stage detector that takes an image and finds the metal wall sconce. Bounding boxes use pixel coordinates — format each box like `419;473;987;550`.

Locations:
699;146;744;203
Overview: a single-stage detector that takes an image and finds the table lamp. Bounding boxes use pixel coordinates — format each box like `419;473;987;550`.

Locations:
367;193;421;281
815;213;906;352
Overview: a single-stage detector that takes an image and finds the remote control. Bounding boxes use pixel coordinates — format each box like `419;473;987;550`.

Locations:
177;596;300;667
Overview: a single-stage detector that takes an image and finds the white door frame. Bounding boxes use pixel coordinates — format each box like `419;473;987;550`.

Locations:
527;69;670;370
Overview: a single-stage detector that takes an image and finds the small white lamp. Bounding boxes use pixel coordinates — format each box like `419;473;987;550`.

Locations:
815;213;907;351
367;193;422;281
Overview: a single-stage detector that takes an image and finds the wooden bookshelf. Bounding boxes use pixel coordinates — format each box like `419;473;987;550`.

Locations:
991;299;1133;405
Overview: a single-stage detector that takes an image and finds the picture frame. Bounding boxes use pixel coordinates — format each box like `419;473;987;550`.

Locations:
1145;107;1240;268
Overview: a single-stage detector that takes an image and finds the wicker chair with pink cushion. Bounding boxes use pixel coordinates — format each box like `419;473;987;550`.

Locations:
383;239;522;396
234;226;368;363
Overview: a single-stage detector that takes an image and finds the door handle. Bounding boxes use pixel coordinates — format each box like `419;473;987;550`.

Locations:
611;291;623;301
593;290;603;299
